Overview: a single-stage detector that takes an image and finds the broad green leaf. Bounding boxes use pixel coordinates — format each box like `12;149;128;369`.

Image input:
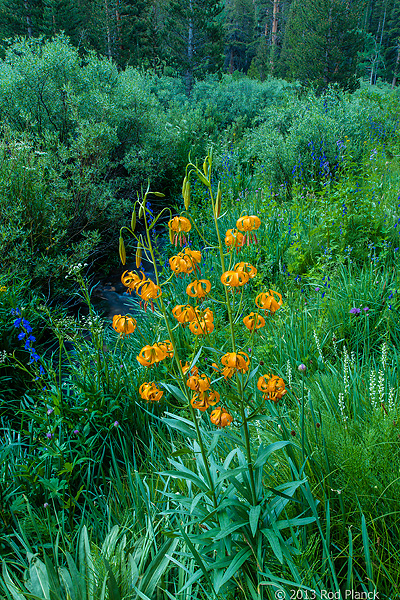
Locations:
43;554;61;594
214;521;248;540
58;567;75;600
249;505;262;537
161;383;187;404
254;441;291;468
101;526;120;561
262;528;284;564
2;561;26;600
140;538;178;597
104;559;121;600
177;525;217;599
215;548;252;592
78;526;94;598
170;448;193;458
361;513;374;591
28;557;50;599
274;516;316;530
190;493;205;514
65;553;84;600
164;470;209;492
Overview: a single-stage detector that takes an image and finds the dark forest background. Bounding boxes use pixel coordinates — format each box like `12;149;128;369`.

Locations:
0;0;399;92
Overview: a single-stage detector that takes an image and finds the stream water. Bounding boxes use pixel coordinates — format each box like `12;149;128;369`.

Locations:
91;225;168;320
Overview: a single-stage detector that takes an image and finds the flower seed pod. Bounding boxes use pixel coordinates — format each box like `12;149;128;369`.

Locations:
119;236;126;265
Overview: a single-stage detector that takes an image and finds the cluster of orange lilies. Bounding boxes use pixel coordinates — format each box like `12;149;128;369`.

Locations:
169;247;202;275
121;270;161;311
173;304;214;335
257;374;287;403
137;339;173;367
114;210;288;427
182;361;233;427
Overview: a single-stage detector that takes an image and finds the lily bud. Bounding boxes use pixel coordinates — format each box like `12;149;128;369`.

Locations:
215;182;221;218
119;236;126;265
131;209;136;233
184;179;191;210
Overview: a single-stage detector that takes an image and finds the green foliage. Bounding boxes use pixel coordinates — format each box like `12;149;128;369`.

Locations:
279;0;364;91
2;65;400;600
1;524;178;599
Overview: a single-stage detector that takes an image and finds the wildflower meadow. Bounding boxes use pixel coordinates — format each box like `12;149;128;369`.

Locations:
1;72;400;600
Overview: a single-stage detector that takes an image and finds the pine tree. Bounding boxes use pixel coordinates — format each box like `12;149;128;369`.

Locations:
0;0;45;39
385;0;400;83
162;0;223;93
224;0;256;73
280;0;364;91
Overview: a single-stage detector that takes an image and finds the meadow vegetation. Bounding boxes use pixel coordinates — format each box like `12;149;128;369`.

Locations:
0;36;400;599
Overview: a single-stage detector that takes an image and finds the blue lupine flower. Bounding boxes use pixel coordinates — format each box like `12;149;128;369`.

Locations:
14;318;22;328
18;332;26;340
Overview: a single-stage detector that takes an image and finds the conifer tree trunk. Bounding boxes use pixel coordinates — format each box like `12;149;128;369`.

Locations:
185;0;194;95
392;41;400;87
270;0;279;72
24;0;33;37
104;0;113;60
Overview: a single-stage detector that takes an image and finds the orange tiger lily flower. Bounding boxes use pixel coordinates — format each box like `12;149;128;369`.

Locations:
183;247;201;264
257;374;287;403
189;318;214;335
255;290;282;314
189;307;214;335
225;228;244;250
139;381;164;402
157;339;174;358
191;389;220;411
243;312;265;331
236;215;261;246
137;344;167;367
136;279;162;301
187;373;211;392
220;351;250;378
234;262;257;279
180;361;199;377
168;216;192;246
121;270;146;294
112;314;137;336
186;279;211;299
169;254;194;275
136;279;162;311
210;406;233;428
236;215;261;232
172;304;196;325
220;270;249;288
